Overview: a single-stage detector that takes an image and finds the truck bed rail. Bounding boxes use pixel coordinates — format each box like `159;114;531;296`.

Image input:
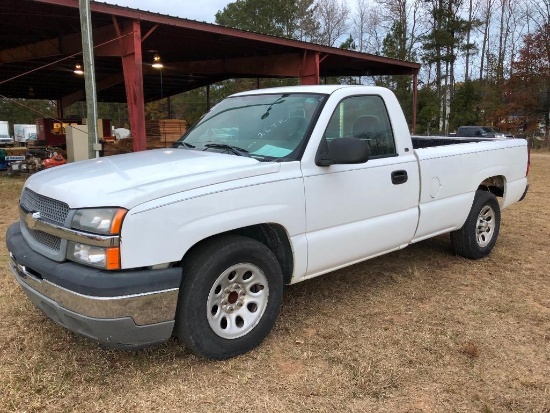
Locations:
411;135;500;149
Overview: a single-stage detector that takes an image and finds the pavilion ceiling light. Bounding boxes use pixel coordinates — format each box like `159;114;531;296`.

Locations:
152;54;164;69
74;63;84;75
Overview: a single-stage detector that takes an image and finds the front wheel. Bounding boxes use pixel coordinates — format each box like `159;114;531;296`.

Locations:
175;235;283;359
451;190;501;259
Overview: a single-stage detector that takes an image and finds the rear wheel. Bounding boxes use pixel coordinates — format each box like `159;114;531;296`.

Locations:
175;235;283;359
451;190;501;259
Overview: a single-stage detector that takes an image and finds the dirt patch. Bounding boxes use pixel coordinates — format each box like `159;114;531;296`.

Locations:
1;153;549;412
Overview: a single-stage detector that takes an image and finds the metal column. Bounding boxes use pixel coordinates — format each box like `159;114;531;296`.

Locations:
78;0;99;158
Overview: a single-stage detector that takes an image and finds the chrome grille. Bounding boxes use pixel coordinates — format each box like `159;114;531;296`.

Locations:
20;188;69;225
26;228;62;252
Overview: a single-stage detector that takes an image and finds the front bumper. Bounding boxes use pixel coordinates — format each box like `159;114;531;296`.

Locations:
6;223;182;349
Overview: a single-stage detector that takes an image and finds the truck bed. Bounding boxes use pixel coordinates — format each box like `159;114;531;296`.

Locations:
411;135;499;149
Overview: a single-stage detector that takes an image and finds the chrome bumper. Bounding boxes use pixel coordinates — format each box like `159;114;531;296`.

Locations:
9;255;179;325
9;255;179;349
6;222;183;349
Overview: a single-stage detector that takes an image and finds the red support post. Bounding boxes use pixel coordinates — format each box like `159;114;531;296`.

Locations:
300;51;320;85
117;19;146;152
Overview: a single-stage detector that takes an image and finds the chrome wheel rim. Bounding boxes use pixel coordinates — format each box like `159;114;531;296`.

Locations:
476;205;496;248
207;263;269;339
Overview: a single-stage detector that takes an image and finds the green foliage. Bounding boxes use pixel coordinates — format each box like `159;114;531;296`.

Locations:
449;80;481;130
421;1;471;67
146;88;210;126
0;99;130;133
336;34;361;85
215;0;317;40
415;86;439;135
0;98;56;133
382;22;408;61
375;74;413;123
143;78;302;128
339;34;356;51
375;22;415;127
63;102;129;128
419;0;474;133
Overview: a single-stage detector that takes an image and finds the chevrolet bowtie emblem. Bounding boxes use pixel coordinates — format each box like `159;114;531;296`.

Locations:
26;211;41;229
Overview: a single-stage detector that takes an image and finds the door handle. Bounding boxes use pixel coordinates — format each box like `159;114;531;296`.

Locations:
391;170;408;185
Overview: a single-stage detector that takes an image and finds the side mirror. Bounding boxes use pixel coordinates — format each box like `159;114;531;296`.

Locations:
316;138;370;166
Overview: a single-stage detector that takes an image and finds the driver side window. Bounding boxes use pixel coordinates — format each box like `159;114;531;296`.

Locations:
324;95;396;157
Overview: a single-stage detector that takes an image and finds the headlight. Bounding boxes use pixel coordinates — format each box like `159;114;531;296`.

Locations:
67;242;120;270
68;208;126;269
71;208;127;235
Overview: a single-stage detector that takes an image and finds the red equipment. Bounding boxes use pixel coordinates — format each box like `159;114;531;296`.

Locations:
41;152;66;168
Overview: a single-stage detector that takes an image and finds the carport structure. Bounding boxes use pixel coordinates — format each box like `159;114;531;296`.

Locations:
0;0;421;151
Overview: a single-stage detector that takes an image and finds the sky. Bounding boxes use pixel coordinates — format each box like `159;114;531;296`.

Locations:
102;0;357;24
101;0;246;23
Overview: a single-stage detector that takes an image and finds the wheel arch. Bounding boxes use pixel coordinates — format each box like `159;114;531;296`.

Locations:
450;189;501;259
478;175;505;199
181;223;294;285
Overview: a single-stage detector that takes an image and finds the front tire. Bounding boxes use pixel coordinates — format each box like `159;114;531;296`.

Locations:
451;190;501;259
175;235;283;360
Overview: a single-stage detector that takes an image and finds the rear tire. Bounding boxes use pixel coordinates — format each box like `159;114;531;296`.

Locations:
451;190;501;259
175;235;283;360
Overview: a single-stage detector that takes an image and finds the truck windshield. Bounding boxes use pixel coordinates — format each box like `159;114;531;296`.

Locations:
173;93;326;161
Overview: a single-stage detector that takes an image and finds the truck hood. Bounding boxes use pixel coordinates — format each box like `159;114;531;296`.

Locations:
25;149;280;209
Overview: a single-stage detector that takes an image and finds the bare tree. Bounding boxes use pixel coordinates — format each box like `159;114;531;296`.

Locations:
353;0;390;54
527;0;550;31
376;0;423;60
294;0;320;42
496;0;514;82
478;0;496;81
313;0;350;47
352;0;369;52
464;0;474;80
508;0;531;77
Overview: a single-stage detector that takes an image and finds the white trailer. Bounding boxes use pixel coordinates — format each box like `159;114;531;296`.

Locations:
0;121;14;146
13;124;37;145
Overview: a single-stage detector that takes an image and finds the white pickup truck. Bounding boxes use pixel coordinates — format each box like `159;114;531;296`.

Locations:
6;85;529;359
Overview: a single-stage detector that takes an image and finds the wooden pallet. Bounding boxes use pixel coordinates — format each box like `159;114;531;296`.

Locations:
148;119;187;149
102;119;188;156
102;139;135;156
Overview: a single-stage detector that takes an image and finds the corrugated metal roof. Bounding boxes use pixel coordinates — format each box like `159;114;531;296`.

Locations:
0;0;420;103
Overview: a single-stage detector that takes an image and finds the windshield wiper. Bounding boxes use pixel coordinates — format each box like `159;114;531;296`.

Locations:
172;141;195;149
204;143;250;157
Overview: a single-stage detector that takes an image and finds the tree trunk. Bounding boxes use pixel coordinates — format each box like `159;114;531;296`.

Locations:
497;0;507;82
465;0;473;81
479;0;493;81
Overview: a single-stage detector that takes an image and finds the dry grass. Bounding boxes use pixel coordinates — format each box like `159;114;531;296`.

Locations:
1;153;549;413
